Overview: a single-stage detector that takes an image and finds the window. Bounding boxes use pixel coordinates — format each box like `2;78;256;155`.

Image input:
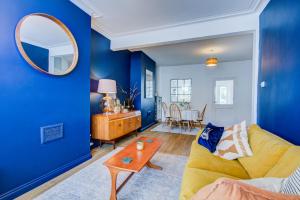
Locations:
214;79;234;105
145;69;153;98
170;79;192;102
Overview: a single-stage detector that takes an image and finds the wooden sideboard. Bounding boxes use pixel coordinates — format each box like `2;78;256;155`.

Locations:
91;111;141;148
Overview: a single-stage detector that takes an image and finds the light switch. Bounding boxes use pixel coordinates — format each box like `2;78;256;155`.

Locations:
260;81;266;88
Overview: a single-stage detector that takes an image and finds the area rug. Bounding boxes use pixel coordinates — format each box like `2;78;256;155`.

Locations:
34;148;188;200
151;124;200;136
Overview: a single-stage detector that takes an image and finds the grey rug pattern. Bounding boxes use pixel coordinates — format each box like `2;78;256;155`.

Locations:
151;124;199;136
34;148;188;200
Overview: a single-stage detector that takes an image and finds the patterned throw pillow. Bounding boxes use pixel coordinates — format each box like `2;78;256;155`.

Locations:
214;121;253;160
198;123;224;153
281;167;300;195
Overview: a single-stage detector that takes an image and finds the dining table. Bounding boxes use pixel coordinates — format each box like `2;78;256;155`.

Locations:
181;109;199;121
162;109;199;122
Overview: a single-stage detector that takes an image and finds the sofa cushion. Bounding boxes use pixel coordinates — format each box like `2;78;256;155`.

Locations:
198;123;224;153
179;167;239;200
265;146;300;178
214;121;253;160
191;178;298;200
240;177;285;193
238;125;291;178
188;141;250;179
281;167;300;195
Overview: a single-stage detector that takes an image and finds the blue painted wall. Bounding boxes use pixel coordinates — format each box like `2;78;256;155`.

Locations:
90;30;131;115
0;0;91;199
130;52;142;112
90;32;156;129
22;42;49;71
130;52;156;130
258;0;300;144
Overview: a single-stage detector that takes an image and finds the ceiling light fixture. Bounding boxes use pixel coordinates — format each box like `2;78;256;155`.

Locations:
205;57;218;68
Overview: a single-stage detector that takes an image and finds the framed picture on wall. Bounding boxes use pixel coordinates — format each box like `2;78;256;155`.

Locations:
145;69;154;98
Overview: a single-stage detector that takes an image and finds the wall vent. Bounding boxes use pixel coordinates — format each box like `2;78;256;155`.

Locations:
40;123;64;144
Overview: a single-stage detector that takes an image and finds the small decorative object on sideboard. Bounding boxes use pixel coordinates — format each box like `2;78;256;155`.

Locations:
122;108;129;113
98;79;116;113
124;98;134;110
113;98;121;113
113;106;121;114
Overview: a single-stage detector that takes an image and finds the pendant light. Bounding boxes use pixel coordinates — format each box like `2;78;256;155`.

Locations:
205;57;218;67
205;49;218;68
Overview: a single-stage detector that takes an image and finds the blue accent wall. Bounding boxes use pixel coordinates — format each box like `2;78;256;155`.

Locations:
130;52;157;130
258;0;300;144
90;32;156;129
90;30;131;115
21;42;49;71
0;1;91;199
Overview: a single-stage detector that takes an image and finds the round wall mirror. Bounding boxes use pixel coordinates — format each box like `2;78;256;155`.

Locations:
15;13;78;76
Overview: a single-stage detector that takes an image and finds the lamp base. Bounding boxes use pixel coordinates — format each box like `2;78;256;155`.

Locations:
101;94;114;113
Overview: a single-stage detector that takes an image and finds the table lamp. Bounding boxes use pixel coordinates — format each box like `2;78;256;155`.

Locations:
98;79;116;113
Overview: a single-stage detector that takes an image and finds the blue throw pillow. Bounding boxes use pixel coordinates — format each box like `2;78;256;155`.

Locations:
198;123;224;153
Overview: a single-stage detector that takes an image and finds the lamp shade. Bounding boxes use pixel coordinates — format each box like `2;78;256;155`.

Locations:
98;79;116;94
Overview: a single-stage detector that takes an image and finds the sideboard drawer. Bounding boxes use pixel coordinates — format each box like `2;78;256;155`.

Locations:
108;119;123;139
123;117;136;134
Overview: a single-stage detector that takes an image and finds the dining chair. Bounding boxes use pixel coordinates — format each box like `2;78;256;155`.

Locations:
193;104;207;129
169;103;183;129
186;103;192;110
161;102;171;126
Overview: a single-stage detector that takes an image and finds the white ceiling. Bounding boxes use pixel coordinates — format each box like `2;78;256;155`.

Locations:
140;34;253;66
20;15;71;48
72;0;261;37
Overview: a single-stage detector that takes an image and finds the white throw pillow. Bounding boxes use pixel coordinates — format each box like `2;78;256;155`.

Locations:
214;121;253;160
240;177;285;193
281;167;300;195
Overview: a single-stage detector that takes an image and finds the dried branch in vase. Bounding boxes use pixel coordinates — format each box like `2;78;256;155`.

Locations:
117;83;140;110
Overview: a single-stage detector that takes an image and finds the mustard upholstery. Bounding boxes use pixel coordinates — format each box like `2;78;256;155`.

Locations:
179;124;300;200
238;125;291;178
188;141;249;179
265;146;300;178
180;167;238;200
195;128;203;141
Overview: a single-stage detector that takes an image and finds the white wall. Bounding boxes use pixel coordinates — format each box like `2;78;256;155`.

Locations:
48;44;74;73
49;44;74;56
157;60;253;126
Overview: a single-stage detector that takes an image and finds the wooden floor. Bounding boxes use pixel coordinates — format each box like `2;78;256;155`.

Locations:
17;124;195;200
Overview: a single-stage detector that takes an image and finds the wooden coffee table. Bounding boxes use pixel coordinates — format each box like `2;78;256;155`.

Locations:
104;137;162;200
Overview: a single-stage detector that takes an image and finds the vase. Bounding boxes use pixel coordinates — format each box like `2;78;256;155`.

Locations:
125;99;134;111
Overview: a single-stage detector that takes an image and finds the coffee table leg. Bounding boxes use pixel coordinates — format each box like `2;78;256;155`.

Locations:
108;167;120;200
146;161;162;170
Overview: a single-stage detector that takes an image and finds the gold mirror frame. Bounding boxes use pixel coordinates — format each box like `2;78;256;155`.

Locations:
15;13;79;76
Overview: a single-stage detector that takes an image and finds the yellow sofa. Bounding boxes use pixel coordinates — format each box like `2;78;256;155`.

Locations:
179;124;300;200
